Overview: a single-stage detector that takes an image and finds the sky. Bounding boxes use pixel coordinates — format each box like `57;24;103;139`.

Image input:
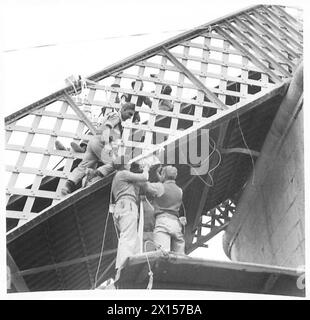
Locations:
1;0;308;299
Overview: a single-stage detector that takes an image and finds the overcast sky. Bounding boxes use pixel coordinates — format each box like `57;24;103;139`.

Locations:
3;0;306;115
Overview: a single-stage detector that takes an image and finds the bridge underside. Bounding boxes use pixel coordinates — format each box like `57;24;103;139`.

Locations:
7;92;284;292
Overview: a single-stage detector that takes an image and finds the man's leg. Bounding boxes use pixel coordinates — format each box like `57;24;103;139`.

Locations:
62;136;101;194
97;162;114;176
170;219;185;254
114;199;139;270
171;232;185;254
153;231;171;251
153;215;171;251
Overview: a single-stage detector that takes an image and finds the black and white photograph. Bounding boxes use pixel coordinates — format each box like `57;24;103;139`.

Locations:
1;0;306;301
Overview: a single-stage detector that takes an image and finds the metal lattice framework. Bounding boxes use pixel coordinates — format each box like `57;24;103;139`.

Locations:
189;199;236;253
5;5;303;233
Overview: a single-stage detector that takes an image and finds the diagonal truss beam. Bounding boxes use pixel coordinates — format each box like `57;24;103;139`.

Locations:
233;16;295;69
215;27;282;83
273;6;302;28
252;11;302;52
63;92;97;135
162;47;228;110
264;7;303;40
222;22;292;78
242;13;300;59
187;222;229;254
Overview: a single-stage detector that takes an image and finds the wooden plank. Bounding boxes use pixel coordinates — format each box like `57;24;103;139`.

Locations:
6;144;85;160
138;57;263;76
182;40;243;56
263;7;303;41
63;93;97;135
216;26;282;83
91;83;217;108
252;10;303;52
234;16;295;68
6;124;90;141
6;210;37;220
6;165;67;179
242;13;299;59
162;47;228;110
31;109;81;121
272;6;302;29
139;59;270;89
223;22;292;77
6;187;59;200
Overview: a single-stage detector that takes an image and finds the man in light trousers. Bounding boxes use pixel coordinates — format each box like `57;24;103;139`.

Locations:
144;165;186;253
61;102;135;195
111;158;149;275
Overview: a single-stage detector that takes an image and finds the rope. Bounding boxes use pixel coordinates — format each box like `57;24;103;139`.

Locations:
189;136;221;187
232;82;255;185
92;185;119;289
181;201;187;234
236;111;255;185
144;241;154;290
93;209;110;289
143;240;169;290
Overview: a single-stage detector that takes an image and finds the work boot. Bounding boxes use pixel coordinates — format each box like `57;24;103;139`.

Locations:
55;140;68;151
70;142;87;153
61;180;76;195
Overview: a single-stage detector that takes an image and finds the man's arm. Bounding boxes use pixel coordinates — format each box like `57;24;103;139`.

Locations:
123;168;149;183
100;112;121;143
142;182;164;197
143;97;152;108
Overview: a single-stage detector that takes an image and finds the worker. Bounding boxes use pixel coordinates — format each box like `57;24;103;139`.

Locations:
144;165;186;253
158;84;173;111
55;83;122;153
111;156;150;276
121;80;152;123
61;102;135;195
140;163;162;251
